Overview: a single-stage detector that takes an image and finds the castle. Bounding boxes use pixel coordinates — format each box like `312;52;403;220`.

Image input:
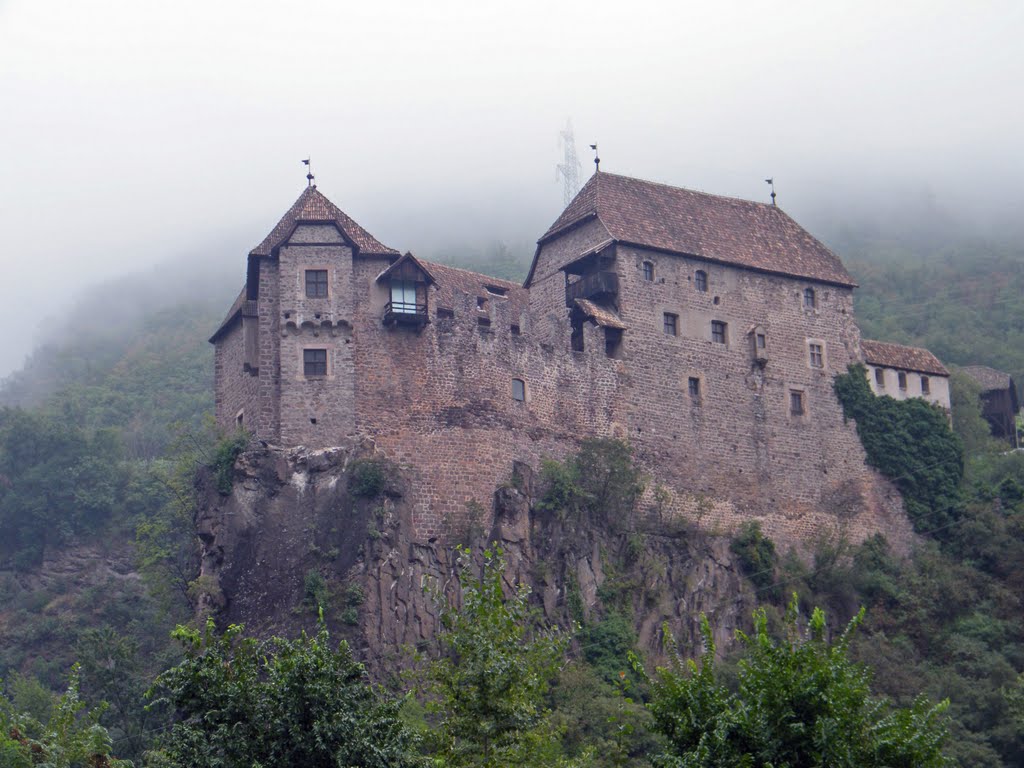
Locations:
211;171;950;549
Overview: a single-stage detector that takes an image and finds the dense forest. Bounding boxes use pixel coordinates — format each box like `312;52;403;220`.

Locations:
1;227;1023;765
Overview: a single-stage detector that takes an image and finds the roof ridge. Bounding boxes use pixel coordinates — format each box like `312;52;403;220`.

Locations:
600;171;783;211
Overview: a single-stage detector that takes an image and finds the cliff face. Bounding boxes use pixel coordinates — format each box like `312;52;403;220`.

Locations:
195;443;756;669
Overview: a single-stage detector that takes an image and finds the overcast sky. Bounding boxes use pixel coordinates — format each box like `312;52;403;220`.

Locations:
1;0;1022;377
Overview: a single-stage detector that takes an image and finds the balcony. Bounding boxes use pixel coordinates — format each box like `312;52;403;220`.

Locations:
383;299;429;326
566;271;619;307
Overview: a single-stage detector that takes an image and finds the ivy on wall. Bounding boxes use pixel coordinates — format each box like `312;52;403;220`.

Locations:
833;364;964;534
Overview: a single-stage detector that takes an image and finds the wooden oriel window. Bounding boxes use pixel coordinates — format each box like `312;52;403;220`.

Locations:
303;348;327;377
305;269;328;298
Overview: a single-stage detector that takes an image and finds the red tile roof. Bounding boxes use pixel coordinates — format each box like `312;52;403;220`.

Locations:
862;340;949;376
251;186;398;257
531;172;856;287
421;260;528;321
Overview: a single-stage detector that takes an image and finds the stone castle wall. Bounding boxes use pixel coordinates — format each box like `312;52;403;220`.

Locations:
214;222;916;553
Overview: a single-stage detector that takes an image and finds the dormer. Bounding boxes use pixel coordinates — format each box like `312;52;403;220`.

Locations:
376;253;436;327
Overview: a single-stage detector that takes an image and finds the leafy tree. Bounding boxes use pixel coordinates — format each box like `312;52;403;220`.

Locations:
423;546;575;767
148;618;419;768
0;665;131;767
641;597;952;767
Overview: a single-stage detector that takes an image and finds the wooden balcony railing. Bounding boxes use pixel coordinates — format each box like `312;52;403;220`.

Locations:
566;270;619;306
383;300;429;326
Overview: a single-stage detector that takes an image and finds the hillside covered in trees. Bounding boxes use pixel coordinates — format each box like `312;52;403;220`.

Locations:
1;228;1024;765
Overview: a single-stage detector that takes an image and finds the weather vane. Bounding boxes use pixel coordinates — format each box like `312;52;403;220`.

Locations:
590;143;600;173
765;177;776;206
303;158;315;188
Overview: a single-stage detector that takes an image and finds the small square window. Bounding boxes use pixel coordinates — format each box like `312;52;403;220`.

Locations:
921;376;930;394
303;348;327;377
711;320;727;344
898;371;907;390
875;368;885;387
695;270;708;292
512;378;526;401
809;343;824;368
688;377;701;398
305;269;328;298
790;390;805;416
642;262;654;281
663;313;678;336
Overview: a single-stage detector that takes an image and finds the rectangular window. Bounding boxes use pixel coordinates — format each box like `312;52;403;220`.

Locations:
711;320;727;344
663;313;678;336
688;377;701;398
695;270;708;292
875;368;885;387
305;269;328;298
390;280;418;314
642;262;654;281
809;343;824;368
898;371;907;390
756;333;766;350
511;378;526;401
790;390;805;416
303;348;327;377
921;376;930;394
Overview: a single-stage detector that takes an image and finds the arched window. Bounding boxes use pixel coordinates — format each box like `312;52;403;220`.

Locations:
695;270;708;292
642;261;654;281
803;287;816;309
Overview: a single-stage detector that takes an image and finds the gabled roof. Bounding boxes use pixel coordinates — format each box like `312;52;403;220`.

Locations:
529;172;856;288
375;252;437;285
862;340;949;376
421;261;528;320
961;365;1015;392
251;186;398;257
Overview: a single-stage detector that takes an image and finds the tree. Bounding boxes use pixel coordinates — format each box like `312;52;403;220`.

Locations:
0;665;131;767
423;546;574;767
148;619;420;768
641;596;952;767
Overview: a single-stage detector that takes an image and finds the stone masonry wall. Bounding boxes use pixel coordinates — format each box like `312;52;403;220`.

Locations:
213;321;259;430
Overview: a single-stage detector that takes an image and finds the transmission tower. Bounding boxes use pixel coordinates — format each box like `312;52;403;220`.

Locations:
556;120;582;206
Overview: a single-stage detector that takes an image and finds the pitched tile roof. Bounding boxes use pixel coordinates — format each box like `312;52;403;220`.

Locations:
531;172;856;287
251;186;398;257
574;299;627;329
209;286;248;343
961;365;1014;392
421;260;528;321
862;339;949;376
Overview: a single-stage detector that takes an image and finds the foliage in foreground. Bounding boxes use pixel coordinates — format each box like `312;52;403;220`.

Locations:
0;666;131;767
641;597;952;767
423;545;579;767
148;619;420;768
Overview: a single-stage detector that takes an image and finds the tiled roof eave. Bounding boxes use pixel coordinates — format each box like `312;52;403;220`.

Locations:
613;240;858;288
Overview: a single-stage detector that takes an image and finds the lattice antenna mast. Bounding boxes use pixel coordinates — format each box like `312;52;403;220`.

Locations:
556;120;582;206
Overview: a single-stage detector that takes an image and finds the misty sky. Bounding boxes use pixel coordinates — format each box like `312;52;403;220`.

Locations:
1;0;1021;378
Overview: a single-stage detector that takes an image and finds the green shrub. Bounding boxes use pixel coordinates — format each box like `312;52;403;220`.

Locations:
211;430;248;495
730;521;777;591
348;458;391;499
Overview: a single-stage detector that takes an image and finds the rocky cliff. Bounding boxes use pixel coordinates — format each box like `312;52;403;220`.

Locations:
195;442;757;670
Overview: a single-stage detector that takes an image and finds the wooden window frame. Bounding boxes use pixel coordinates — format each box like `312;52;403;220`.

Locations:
305;269;329;298
695;269;708;293
711;320;727;344
663;312;678;336
303;348;328;377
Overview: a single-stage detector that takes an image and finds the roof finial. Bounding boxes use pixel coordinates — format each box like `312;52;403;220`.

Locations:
590;143;600;173
765;177;776;206
303;157;315;188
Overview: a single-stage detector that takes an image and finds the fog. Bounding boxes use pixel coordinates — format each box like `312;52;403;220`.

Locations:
1;0;1021;377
